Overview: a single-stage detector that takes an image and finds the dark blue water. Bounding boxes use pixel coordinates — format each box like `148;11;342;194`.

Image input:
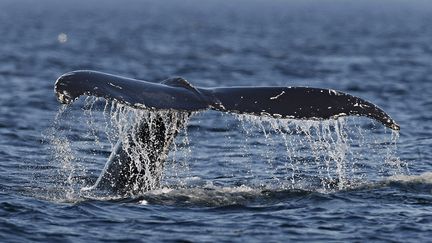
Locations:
1;0;432;241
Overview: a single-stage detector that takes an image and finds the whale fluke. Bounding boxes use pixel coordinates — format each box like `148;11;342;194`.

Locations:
54;70;400;196
202;87;400;130
55;70;209;111
55;70;399;130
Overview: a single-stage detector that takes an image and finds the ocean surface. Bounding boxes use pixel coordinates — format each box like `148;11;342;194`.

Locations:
1;0;432;242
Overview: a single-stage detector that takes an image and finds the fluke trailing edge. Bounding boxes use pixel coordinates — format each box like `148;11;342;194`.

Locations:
54;70;400;196
55;70;399;130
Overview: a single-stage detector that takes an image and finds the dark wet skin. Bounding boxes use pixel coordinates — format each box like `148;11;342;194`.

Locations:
84;113;188;197
55;70;399;130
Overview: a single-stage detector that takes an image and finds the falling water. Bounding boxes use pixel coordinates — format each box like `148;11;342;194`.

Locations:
46;96;405;199
46;97;190;199
234;114;405;191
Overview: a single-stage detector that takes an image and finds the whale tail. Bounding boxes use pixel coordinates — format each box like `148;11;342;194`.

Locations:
55;70;399;130
202;87;399;130
54;70;399;196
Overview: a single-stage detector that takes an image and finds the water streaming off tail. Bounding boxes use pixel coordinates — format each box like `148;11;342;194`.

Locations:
234;114;405;190
45;96;405;200
46;97;190;199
